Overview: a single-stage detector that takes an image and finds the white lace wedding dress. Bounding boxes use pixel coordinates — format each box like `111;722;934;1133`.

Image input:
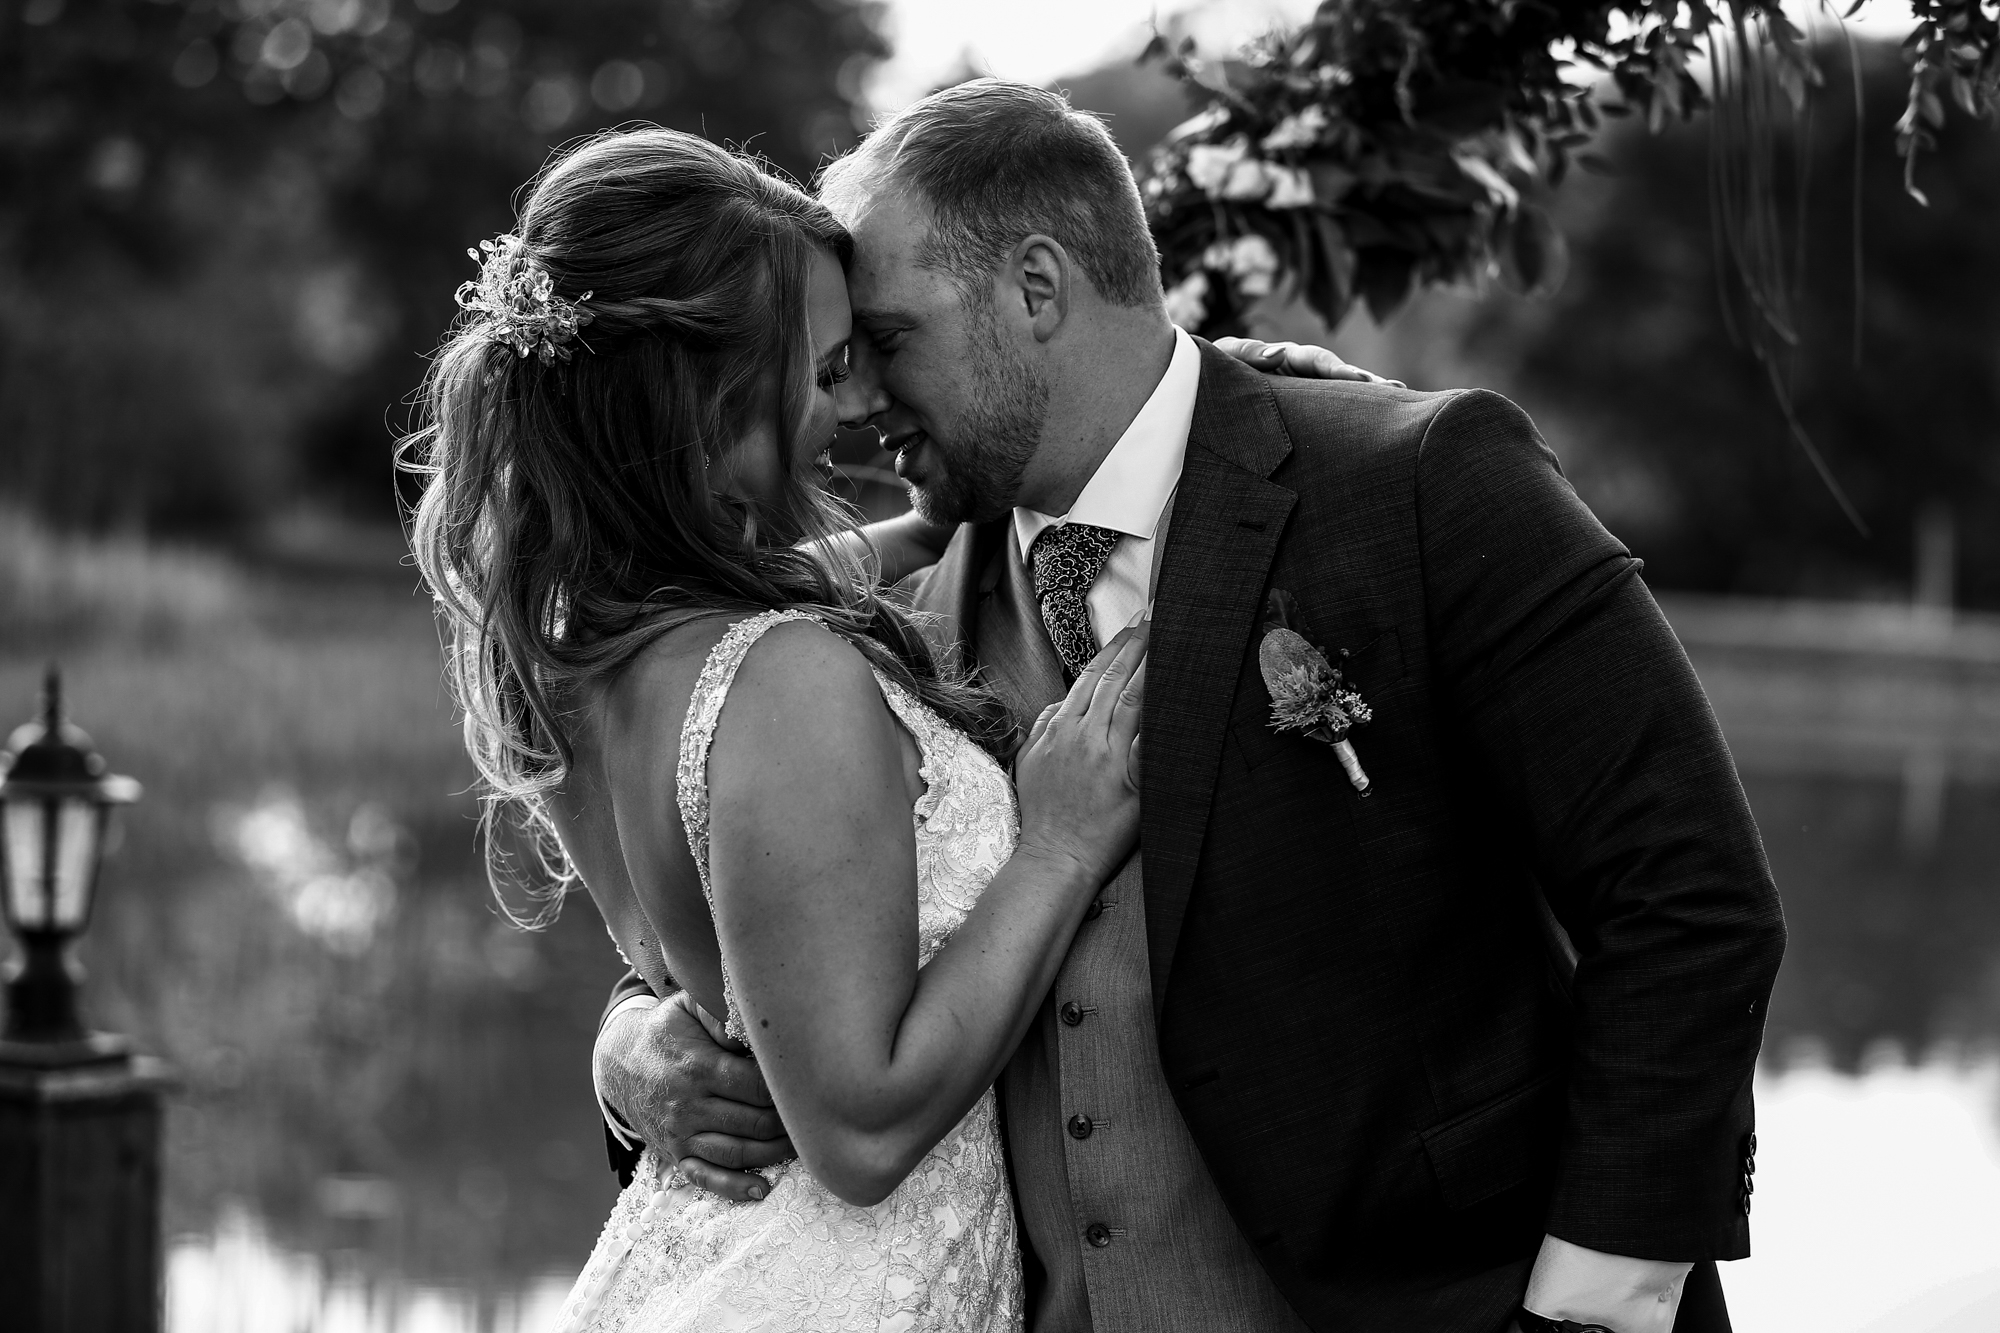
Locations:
553;610;1025;1333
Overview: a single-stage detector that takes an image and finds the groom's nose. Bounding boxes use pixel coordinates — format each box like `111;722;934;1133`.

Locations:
837;336;894;430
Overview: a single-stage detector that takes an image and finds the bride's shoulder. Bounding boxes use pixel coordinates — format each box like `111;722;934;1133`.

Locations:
720;614;882;721
603;612;883;745
701;617;910;829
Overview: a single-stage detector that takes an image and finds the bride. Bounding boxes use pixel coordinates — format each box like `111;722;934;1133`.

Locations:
406;128;1145;1330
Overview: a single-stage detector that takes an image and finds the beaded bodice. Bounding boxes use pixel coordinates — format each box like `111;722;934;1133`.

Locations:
556;609;1025;1333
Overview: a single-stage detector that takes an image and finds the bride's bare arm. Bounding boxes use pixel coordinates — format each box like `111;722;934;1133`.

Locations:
863;510;957;584
704;619;1145;1207
816;511;956;587
1209;335;1406;386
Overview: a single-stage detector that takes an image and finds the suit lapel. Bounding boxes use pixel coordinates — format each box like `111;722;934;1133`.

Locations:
979;528;1070;722
911;517;1066;727
909;519;991;671
1143;342;1299;1018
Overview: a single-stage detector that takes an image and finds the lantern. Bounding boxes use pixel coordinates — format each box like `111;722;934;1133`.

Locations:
0;666;139;1051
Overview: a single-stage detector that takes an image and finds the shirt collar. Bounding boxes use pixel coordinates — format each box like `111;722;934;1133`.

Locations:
1014;325;1200;560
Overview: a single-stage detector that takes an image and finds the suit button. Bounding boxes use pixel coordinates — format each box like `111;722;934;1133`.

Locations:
1060;1001;1086;1027
1745;1155;1756;1175
1067;1114;1094;1140
1082;898;1104;921
1746;1132;1757;1155
1085;1222;1112;1247
1743;1174;1755;1195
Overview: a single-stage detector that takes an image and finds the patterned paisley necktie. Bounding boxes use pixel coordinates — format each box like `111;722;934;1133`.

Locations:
1027;522;1123;681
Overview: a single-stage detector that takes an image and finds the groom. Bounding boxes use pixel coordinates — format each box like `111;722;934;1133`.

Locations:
593;81;1784;1332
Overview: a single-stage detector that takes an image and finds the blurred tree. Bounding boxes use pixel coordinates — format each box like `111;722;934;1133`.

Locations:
1;0;887;533
1464;38;2000;609
1135;2;1996;532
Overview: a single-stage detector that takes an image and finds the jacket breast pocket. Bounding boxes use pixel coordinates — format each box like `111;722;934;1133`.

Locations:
1228;626;1404;774
1419;1070;1564;1211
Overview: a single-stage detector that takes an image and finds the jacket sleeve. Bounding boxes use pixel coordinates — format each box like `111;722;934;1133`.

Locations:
1414;389;1785;1261
603;967;662;1028
599;969;666;1186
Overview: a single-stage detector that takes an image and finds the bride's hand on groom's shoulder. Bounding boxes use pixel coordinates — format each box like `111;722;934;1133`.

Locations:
596;990;795;1202
1214;335;1407;389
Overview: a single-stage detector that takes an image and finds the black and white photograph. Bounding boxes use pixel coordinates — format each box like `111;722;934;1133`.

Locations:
3;1;1998;1330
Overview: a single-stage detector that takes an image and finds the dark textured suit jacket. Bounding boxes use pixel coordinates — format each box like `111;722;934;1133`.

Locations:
606;341;1785;1329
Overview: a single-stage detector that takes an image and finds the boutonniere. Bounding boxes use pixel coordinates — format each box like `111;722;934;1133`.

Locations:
1258;590;1373;797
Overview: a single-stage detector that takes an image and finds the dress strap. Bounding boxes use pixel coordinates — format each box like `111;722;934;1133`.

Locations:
676;609;821;1043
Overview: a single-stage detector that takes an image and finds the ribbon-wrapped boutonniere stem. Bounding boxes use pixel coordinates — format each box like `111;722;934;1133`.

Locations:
1259;591;1373;796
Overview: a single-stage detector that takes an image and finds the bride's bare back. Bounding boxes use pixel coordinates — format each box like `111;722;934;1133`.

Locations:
548;613;929;1033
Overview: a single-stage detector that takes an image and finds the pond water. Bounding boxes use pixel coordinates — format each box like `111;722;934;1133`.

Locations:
8;583;1998;1332
1718;773;2000;1332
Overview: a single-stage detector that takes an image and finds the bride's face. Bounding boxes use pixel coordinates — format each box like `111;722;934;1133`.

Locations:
710;245;868;509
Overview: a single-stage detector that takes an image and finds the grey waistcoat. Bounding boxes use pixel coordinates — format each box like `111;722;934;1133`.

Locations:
977;519;1308;1333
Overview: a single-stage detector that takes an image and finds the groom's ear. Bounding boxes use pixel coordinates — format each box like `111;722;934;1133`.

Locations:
1005;233;1069;345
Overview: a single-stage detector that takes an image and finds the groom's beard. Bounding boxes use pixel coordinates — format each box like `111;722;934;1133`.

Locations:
907;307;1048;527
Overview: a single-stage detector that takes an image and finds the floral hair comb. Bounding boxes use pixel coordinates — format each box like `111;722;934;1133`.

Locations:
454;233;594;365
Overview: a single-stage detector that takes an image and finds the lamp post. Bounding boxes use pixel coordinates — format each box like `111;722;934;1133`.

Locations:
0;666;168;1333
1;666;141;1058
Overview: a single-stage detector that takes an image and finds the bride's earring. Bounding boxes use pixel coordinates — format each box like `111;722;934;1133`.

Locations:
700;444;763;552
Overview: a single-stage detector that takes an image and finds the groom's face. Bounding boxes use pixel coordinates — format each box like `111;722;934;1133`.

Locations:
843;190;1049;526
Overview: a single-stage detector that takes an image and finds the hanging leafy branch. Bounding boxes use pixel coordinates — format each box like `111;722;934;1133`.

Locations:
1898;0;2000;203
1136;1;1996;530
1139;1;1995;332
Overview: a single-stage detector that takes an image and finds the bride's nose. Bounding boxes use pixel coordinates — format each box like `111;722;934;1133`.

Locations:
836;338;892;430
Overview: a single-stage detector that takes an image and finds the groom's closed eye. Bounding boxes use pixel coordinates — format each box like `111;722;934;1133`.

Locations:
867;329;907;355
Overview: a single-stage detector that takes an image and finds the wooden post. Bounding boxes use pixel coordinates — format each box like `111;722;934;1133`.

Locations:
0;1052;172;1333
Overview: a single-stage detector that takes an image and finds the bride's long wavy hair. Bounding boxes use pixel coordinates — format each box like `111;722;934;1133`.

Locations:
404;128;1011;923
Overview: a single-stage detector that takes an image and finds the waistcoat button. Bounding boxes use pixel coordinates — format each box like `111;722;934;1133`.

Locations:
1060;1001;1086;1027
1067;1113;1094;1140
1082;898;1104;921
1085;1221;1112;1247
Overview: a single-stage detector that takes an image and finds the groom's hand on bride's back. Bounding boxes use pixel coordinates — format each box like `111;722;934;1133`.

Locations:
1212;335;1406;388
595;990;794;1201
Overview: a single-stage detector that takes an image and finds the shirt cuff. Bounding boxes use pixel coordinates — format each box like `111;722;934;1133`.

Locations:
1523;1235;1691;1333
594;994;662;1151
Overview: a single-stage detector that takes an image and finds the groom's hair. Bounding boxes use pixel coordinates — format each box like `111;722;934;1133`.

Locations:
819;79;1163;309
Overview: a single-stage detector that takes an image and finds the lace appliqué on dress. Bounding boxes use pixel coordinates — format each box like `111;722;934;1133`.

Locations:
556;609;1024;1333
672;609;817;1046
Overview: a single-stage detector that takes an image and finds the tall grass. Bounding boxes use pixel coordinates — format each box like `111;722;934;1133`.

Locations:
0;504;248;649
0;522;624;1290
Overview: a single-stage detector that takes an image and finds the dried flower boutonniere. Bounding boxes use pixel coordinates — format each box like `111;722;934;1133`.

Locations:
1258;590;1373;796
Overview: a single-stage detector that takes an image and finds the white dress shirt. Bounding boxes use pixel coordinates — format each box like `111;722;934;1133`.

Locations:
1012;328;1200;643
598;992;660;1151
1009;323;1692;1333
